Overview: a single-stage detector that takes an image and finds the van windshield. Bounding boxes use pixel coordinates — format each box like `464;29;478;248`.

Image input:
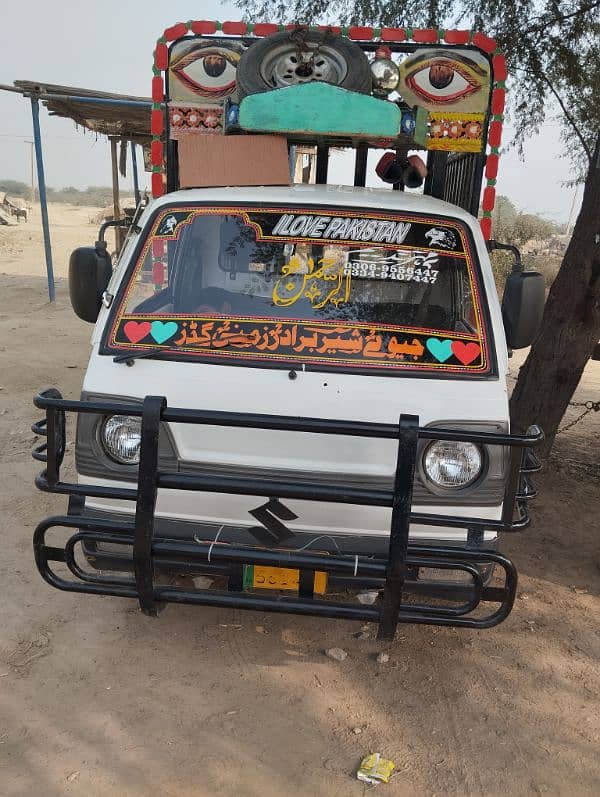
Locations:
107;205;492;375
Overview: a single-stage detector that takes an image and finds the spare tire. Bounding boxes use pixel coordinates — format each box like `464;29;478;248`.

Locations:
236;30;372;100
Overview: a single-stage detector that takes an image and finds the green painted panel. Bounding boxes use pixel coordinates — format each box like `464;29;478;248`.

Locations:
239;83;400;138
412;106;430;148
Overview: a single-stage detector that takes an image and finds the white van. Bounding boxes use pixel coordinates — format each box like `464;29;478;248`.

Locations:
32;23;544;639
33;184;544;638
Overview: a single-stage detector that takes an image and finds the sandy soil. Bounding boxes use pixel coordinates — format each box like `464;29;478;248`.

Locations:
0;204;599;796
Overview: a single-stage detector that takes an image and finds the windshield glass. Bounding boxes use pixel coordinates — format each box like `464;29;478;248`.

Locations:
107;205;492;375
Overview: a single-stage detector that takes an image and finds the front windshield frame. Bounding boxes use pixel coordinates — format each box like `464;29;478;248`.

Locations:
101;202;497;379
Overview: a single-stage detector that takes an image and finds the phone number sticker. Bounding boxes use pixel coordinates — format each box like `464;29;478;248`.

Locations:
344;250;439;283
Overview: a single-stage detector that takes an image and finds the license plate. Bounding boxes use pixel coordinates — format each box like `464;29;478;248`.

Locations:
243;565;327;594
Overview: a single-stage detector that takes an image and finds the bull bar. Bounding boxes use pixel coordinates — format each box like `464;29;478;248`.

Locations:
32;388;542;640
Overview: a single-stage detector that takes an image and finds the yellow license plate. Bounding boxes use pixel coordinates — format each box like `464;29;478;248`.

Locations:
246;565;327;594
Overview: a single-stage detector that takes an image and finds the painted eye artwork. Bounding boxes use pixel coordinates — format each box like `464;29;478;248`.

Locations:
409;59;479;103
398;49;491;113
169;39;245;102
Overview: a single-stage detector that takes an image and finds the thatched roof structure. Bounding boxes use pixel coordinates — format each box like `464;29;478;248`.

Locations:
11;81;152;143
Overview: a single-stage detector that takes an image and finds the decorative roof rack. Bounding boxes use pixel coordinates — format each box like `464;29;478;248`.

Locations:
148;20;507;239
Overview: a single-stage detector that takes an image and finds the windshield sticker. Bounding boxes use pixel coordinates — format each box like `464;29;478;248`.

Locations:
345;249;439;283
424;227;457;249
271;214;411;244
155;211;194;237
107;206;491;375
113;316;485;371
272;253;350;309
426;337;480;365
144;207;466;254
245;210;466;255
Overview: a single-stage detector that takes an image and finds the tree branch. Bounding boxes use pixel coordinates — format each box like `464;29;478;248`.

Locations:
536;71;593;161
522;0;600;36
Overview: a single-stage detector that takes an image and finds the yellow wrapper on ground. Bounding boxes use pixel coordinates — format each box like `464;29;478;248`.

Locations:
356;753;395;784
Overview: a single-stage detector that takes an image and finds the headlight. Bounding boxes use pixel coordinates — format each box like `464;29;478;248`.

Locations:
100;415;142;464
423;440;483;489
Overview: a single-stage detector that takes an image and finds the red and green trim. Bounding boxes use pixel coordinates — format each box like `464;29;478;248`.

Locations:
150;20;506;238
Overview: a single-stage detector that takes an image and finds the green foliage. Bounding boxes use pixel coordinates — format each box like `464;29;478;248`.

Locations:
490;195;518;241
489;195;561;288
234;0;600;170
491;196;558;246
512;213;557;247
45;186;127;206
237;0;456;26
466;0;600;172
0;179;30;197
0;181;133;207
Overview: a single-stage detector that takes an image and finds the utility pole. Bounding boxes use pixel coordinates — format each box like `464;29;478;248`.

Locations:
29;96;55;302
25;139;35;202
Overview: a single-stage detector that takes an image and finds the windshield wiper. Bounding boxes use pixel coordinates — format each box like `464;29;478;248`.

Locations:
113;348;166;366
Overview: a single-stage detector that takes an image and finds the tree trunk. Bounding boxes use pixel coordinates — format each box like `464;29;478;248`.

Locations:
510;138;600;455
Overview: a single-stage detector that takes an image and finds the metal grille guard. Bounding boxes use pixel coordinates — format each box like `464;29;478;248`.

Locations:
32;388;542;640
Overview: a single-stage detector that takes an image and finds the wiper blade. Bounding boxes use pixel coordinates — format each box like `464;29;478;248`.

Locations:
113;347;165;366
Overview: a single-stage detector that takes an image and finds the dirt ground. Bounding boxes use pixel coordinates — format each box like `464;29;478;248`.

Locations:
0;204;599;796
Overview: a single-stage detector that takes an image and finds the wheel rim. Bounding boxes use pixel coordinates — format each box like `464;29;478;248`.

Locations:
258;41;349;88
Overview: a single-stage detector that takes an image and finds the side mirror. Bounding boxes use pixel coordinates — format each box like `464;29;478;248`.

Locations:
69;243;112;323
501;271;545;349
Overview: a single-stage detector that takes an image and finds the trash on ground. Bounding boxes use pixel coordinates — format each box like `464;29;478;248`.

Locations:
356;753;395;785
325;647;347;661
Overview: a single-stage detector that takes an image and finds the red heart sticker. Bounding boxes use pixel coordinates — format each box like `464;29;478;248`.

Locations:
451;341;481;365
123;321;151;343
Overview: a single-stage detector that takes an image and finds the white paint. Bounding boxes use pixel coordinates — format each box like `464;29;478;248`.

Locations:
84;186;509;545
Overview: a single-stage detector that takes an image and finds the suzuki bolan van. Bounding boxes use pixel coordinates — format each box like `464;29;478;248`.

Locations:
32;21;544;639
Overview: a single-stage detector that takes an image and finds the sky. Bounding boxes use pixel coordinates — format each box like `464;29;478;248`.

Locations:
0;0;582;223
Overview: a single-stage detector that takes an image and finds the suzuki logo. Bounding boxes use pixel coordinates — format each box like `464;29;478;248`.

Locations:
248;498;297;547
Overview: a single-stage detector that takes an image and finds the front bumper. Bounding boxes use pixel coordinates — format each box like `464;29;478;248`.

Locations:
78;506;497;593
32;389;542;640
